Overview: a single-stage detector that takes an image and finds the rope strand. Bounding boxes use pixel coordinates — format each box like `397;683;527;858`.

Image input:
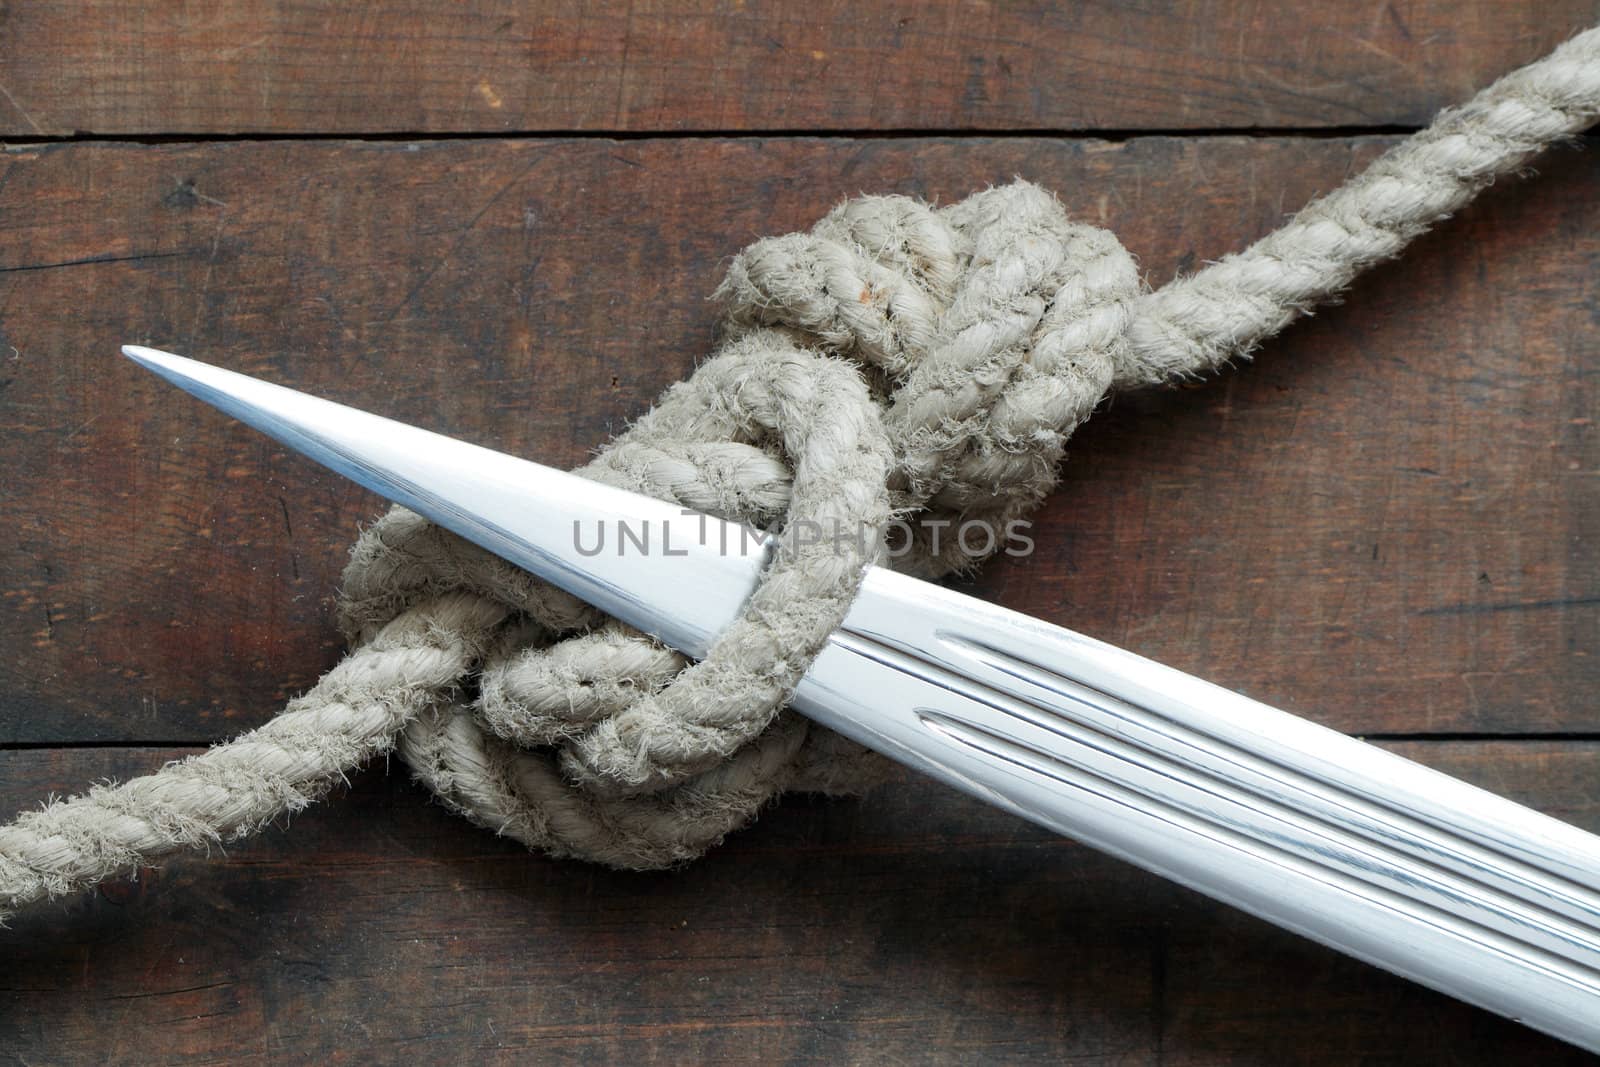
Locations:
5;26;1598;921
1124;26;1600;386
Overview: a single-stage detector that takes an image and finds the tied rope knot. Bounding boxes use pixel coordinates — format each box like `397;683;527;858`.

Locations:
5;24;1599;916
338;181;1142;867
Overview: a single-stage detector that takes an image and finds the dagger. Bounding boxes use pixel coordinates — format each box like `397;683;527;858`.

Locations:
122;344;1600;1051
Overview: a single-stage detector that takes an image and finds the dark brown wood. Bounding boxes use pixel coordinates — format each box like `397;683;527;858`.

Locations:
0;135;1594;743
4;3;1598;1059
0;3;1594;136
2;741;1595;1063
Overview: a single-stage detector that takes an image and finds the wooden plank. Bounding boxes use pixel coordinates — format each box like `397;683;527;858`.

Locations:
0;135;1594;744
1;741;1596;1062
8;9;1595;1061
0;3;1594;136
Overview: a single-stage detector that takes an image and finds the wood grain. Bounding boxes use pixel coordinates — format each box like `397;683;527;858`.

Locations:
2;741;1595;1064
0;3;1595;136
5;7;1598;1062
0;135;1594;744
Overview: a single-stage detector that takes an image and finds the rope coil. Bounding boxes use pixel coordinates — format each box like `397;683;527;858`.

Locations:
4;26;1599;919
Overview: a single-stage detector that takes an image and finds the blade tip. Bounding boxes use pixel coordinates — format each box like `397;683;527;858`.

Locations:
121;344;170;364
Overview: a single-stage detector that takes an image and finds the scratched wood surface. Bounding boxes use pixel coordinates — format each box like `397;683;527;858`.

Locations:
2;3;1599;1064
0;2;1599;135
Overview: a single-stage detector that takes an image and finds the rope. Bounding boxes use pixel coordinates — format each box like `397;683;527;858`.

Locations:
4;26;1599;920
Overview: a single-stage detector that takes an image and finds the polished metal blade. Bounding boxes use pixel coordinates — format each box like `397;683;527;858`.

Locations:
803;568;1600;1050
122;345;768;659
125;344;1600;1051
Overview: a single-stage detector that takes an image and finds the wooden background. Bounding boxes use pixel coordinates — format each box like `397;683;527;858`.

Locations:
2;3;1597;1063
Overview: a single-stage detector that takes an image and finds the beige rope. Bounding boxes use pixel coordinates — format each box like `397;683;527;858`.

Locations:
4;26;1599;920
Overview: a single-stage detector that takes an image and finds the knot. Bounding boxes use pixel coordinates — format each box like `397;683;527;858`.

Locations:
339;180;1140;867
720;182;1140;575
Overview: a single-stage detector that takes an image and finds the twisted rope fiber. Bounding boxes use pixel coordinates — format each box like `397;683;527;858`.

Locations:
5;28;1599;919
